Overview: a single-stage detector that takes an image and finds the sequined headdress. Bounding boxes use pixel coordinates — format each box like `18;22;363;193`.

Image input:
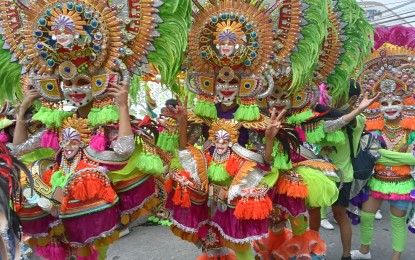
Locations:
358;30;415;131
0;0;191;148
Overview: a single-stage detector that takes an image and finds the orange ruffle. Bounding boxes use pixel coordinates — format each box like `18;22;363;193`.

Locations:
375;164;411;176
196;252;237;260
404;97;415;106
42;168;54;186
276;177;308;199
252;229;293;259
272;230;326;260
220;237;251;253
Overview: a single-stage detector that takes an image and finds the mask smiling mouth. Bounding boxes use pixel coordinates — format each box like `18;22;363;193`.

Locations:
385;110;398;116
69;93;86;103
220;90;235;98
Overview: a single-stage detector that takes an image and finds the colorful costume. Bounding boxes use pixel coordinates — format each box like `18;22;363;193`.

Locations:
253;0;373;259
354;25;415;254
0;0;191;258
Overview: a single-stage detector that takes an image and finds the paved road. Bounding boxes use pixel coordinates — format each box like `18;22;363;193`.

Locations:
107;203;415;260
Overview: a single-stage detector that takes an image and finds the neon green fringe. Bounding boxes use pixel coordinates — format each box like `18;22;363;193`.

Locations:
368;178;415;195
287;109;314;125
50;170;72;192
296;166;339;207
87;105;120;127
233;104;260;122
272;141;292;170
207;161;232;185
169;157;183;171
194;100;218;119
324;129;346;145
32;107;72;128
305;122;325;143
19;148;55;165
157;131;179;153
136;152;164;175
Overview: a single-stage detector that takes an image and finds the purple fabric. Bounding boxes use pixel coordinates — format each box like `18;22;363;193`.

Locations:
409;225;415;234
62;205;119;243
21;212;58;235
202;103;249;154
211;207;268;240
272;194;306;217
117;176;155;212
165;192;209;230
347;210;360;225
350;191;369;208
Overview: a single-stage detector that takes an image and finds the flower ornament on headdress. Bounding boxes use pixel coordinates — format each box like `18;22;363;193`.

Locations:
358;25;415;131
208;119;240;144
60;114;91;146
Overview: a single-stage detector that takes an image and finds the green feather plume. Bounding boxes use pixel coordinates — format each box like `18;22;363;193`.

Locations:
148;0;192;94
289;0;329;93
327;0;374;101
0;37;23;105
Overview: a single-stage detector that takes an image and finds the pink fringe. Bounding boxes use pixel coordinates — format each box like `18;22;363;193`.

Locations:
370;190;411;201
49;131;60;150
36;244;66;260
0;130;9;143
375;25;415;49
41;129;52;148
318;84;330;106
90;132;107;152
295;127;306;142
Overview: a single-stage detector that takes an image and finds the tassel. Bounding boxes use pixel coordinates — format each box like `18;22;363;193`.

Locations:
172;184;182;205
41;129;52;148
165;176;173;192
101;186;116;203
234;199;246;219
48;130;60;150
181;187;191;208
73;182;87;201
90;130;108;152
0;130;9;143
225;155;240;177
252;198;262;220
244;199;254;220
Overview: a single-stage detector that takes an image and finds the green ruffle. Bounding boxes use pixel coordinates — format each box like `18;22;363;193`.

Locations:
272;141;292;170
260;168;279;188
324;129;346;145
87;105;120;127
305;122;325;144
50;170;72;192
136;152;164;175
19;148;55;165
108;148;142;184
156;131;179;153
233;104;260;122
368;177;415;195
148;215;172;226
287;109;315;125
296;166;339;207
407;131;415;145
32;107;72;128
0;118;12;129
207;161;232;185
194;100;217;119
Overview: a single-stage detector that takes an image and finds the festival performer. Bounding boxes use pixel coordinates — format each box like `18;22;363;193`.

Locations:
253;1;373;259
161;0;332;258
351;25;415;260
0;0;191;258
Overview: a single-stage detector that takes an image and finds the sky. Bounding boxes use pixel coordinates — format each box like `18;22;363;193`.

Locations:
358;0;415;26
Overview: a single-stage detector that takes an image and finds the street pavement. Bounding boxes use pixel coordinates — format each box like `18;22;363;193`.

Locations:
107;203;415;260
